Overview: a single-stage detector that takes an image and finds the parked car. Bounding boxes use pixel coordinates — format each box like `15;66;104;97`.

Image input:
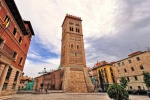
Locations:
147;90;150;98
127;90;134;94
133;90;147;95
98;87;103;92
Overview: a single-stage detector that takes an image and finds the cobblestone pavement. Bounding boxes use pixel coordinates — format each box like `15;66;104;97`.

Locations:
5;93;150;100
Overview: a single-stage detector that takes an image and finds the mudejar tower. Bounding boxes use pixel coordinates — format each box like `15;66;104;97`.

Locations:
60;14;94;93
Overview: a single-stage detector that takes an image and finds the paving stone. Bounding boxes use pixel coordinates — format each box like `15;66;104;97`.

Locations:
4;93;150;100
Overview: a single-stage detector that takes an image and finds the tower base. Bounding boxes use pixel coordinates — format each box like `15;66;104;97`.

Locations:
62;67;94;93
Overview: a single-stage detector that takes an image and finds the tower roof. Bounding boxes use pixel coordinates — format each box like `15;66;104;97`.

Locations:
61;14;82;27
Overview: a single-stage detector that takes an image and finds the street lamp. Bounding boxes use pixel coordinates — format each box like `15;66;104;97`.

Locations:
38;68;48;93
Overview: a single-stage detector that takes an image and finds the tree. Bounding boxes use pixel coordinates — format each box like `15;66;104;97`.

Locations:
120;77;128;88
107;84;129;100
143;71;150;89
98;70;104;90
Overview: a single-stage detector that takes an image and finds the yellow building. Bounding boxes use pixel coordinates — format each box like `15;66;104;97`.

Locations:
92;61;116;90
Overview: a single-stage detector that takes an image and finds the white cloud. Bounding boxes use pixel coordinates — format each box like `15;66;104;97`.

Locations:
23;57;60;77
14;0;150;77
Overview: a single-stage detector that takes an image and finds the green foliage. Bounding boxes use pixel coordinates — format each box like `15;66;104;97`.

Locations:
107;84;129;100
120;77;128;88
143;72;150;89
98;70;104;90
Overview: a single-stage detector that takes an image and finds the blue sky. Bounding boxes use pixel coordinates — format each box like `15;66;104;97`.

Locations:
14;0;150;77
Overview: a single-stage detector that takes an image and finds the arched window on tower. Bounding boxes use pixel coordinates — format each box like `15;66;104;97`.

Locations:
77;45;79;49
71;44;73;48
70;27;72;31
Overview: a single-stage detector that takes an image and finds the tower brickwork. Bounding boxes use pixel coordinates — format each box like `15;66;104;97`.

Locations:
60;14;94;93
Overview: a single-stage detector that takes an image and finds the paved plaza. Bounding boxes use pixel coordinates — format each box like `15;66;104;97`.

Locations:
1;93;149;100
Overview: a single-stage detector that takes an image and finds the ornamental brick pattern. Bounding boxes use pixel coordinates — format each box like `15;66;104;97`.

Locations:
60;14;94;93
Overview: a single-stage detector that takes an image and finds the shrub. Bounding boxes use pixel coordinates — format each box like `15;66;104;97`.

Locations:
107;84;129;100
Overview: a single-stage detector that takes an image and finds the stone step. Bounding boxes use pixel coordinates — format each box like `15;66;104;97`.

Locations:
49;90;63;93
17;90;33;94
0;96;12;100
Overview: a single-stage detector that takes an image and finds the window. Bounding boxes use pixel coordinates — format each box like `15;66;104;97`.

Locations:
12;28;17;36
129;86;132;89
131;67;135;71
0;38;4;47
134;76;138;81
104;68;106;72
14;71;19;81
13;51;17;59
110;67;113;73
124;69;127;73
19;36;22;43
12;84;16;90
78;29;80;33
70;27;72;31
136;57;140;61
122;62;124;65
77;45;79;49
2;83;8;90
106;79;108;83
71;44;73;48
6;66;12;80
69;27;73;31
140;65;144;70
128;60;132;63
19;57;23;65
101;69;103;73
75;53;77;56
127;77;130;82
76;28;80;33
118;63;120;66
138;86;141;90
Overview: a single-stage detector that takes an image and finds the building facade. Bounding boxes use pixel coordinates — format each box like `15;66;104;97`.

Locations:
113;51;150;90
60;14;94;93
19;76;33;90
33;69;62;92
0;0;34;95
92;61;116;90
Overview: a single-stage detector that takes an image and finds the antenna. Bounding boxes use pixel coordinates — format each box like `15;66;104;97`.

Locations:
147;47;150;51
130;49;133;53
136;42;140;51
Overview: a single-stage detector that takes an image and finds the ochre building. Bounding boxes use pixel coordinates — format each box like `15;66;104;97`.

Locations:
113;51;150;90
92;61;116;90
60;14;94;93
0;0;34;95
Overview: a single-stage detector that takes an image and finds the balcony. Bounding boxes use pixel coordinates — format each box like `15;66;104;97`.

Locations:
0;42;14;59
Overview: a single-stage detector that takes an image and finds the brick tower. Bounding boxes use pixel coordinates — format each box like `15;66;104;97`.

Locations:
60;14;94;93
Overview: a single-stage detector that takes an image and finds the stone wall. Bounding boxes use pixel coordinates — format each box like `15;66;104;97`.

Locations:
63;67;94;93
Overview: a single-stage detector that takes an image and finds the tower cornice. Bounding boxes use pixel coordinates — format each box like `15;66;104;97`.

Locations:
61;14;82;27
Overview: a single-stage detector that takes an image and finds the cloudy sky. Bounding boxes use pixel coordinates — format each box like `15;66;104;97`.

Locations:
14;0;150;77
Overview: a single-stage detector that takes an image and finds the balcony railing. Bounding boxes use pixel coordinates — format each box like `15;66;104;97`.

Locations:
0;42;14;58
